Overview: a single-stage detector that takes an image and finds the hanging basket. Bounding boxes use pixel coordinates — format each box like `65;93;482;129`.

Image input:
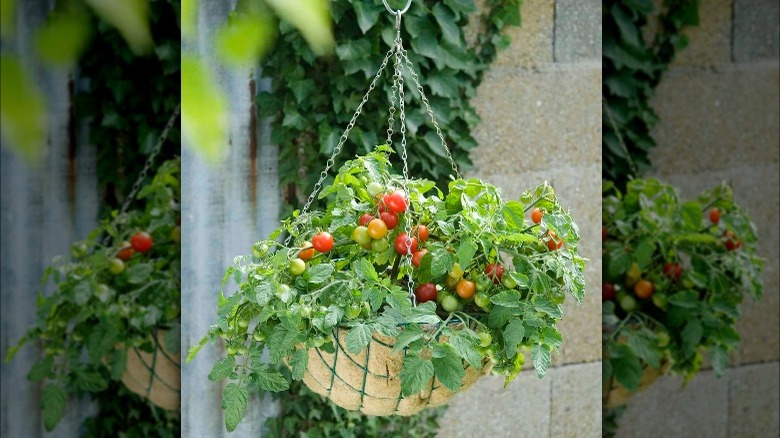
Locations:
121;329;181;410
298;324;492;416
602;360;670;408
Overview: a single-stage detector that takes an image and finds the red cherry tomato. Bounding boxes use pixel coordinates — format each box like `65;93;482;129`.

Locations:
602;283;616;301
117;241;134;261
663;263;682;281
456;279;476;299
299;242;315;261
634;279;654;299
411;249;428;268
484;263;504;284
312;232;335;253
415;282;437;303
394;233;418;255
546;231;563;251
131;232;153;253
380;211;398;229
724;230;741;251
359;214;375;226
384;190;408;214
416;225;429;242
709;208;721;225
376;193;387;214
531;208;543;224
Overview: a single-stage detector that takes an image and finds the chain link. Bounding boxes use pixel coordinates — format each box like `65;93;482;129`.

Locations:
399;48;461;179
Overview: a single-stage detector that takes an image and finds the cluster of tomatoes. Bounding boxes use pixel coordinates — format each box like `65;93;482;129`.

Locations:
602;207;742;312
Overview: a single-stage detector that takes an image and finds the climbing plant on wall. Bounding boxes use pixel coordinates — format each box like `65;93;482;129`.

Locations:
258;0;522;214
602;0;700;187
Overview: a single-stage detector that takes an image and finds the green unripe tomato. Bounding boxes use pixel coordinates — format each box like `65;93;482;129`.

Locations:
345;303;361;320
619;294;638;312
300;306;312;318
361;301;371;317
441;295;459;312
352;226;372;245
226;345;239;355
253;331;265;342
108;257;125;275
652;293;668;309
289;258;306;275
657;331;671;347
57;319;68;328
371;238;389;252
502;275;517;289
476;276;491;292
71;242;88;258
72;333;84;342
478;332;492;347
237;318;249;328
367;182;384;197
474;291;491;309
95;283;111;302
237;346;249;355
218;330;231;340
252;242;269;258
682;277;695;289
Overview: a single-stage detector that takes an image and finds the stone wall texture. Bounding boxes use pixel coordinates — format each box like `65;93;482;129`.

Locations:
439;1;602;436
617;0;780;436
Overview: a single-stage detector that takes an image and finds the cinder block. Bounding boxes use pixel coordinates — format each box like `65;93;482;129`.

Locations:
550;362;602;438
436;374;550;437
492;0;555;68
673;0;733;67
648;66;780;174
728;362;780;437
734;264;780;365
616;371;730;438
734;0;780;62
471;66;602;175
554;0;602;63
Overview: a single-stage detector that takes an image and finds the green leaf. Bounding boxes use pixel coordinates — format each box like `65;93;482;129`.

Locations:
432;4;461;45
289;79;315;103
345;323;373;354
533;296;563;318
28;357;53;382
710;346;729;376
432;344;465;391
209;356;235;381
681;319;703;358
399;355;435;396
74;369;108;392
633;239;656;270
610;344;643;392
289;348;308;381
254;278;276;305
222;383;248;432
531;343;551;378
680;201;703;230
253;367;290;392
502;201;525;229
503;318;525;358
490;290;522;308
450;330;483;369
73;281;92;305
668;290;700;308
186;336;208;364
41;383;67;431
430;250;454;278
456;237;478;268
307;263;334;284
125;263;153;284
393;324;424;352
625;329;661;368
335;39;370;61
108;349;127;380
268;320;303;363
353;258;379;282
353;2;380;33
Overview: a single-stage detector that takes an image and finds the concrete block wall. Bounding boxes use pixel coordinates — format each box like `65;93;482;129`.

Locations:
438;1;602;437
617;0;780;436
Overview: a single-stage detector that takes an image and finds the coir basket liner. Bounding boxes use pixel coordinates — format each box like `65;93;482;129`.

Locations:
122;329;181;410
602;360;671;408
298;326;492;416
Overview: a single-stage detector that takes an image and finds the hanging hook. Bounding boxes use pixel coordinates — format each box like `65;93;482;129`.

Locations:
382;0;413;18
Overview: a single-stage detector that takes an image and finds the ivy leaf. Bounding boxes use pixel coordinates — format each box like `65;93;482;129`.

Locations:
222;383;248;432
288;79;315;103
503;318;525;358
345;323;373;354
531;343;551;378
41;383;67;431
307;263;334;284
399;355;435;397
353;1;380;33
209;356;235;381
253;367;290;392
433;4;461;46
432;344;465;392
289;348;308;381
335;39;370;61
28;357;53;382
490;290;522;308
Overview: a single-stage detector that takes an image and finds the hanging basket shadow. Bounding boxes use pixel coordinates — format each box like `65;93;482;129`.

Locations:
602;359;671;408
296;324;492;416
121;329;181;411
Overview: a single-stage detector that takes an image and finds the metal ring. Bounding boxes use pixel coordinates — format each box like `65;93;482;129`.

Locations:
382;0;412;16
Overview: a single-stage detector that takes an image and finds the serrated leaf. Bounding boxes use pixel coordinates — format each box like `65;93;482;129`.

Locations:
432;344;465;391
254;279;275;305
456;237;478;268
307;263;334;284
345;323;373;354
253;367;290;392
41;383;67;431
503;318;525;358
430;250;454;278
625;329;661;368
502;201;525;229
222;383;248;432
681;319;703;359
74;369;108;392
108;349;127;380
531;343;551;377
28;357;53;382
353;258;378;282
533;296;563;318
399;355;435;397
393;324;424;352
450;330;482;369
209;356;235;381
490;290;522;308
289;348;308;381
268;321;302;363
710;346;729;376
610;344;642;391
125;263;153;284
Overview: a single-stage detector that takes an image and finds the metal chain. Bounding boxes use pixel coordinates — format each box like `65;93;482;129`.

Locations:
399;48;461;179
386;64;398;147
393;31;416;305
602;98;638;175
284;46;396;246
120;104;181;215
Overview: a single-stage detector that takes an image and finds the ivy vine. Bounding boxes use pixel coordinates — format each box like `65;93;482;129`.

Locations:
258;0;522;215
602;0;700;188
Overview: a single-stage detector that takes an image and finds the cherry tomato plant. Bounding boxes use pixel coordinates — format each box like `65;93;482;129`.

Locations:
4;159;182;431
602;179;763;395
188;147;585;432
